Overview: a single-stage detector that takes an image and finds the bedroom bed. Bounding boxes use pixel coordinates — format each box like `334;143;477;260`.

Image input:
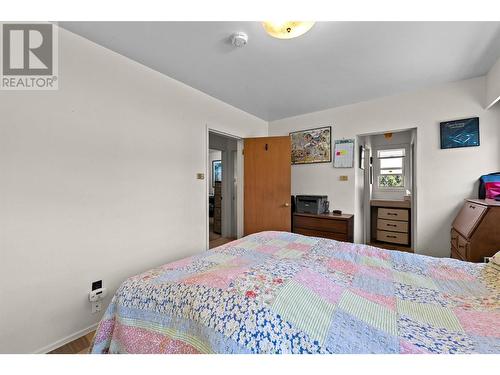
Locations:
90;231;499;354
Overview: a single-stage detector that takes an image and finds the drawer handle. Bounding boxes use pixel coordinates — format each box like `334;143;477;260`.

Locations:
387;224;397;227
469;205;475;209
387;213;398;216
387;235;397;238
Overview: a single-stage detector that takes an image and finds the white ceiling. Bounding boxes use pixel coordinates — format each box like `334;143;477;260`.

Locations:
59;22;500;121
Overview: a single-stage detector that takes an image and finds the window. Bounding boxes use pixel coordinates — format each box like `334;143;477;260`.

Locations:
376;148;405;189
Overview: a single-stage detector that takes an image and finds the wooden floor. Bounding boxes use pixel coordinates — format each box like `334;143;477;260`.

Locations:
208;217;235;249
209;218;221;241
209;236;234;249
49;331;95;354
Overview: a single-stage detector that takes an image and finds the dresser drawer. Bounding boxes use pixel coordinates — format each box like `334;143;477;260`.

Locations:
450;245;465;261
452;201;486;238
377;219;408;233
294;227;347;242
378;208;408;221
455;235;469;260
377;230;408;245
293;215;347;234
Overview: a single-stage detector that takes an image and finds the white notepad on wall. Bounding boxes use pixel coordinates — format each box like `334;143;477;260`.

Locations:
333;139;354;168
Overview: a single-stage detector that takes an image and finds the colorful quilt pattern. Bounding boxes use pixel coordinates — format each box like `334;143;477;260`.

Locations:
91;232;500;354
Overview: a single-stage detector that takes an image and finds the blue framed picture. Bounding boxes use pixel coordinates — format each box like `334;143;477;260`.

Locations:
440;117;479;149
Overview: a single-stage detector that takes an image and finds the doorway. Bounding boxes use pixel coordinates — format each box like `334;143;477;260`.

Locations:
207;131;240;249
205;130;292;250
357;128;417;252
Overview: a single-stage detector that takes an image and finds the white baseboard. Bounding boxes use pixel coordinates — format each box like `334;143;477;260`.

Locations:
34;323;99;354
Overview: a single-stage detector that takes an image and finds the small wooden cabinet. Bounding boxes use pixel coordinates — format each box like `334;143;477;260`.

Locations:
450;199;500;262
370;199;412;252
292;212;354;242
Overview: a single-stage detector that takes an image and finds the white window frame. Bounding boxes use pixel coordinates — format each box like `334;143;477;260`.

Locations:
372;144;410;198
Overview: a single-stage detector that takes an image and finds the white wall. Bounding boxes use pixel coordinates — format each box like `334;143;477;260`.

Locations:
269;77;500;257
0;27;267;353
486;57;500;109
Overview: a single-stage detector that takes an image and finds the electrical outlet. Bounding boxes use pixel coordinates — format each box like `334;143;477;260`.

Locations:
91;301;102;314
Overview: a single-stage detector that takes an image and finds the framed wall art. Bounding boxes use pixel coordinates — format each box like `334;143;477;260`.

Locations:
440;117;479;149
290;126;331;164
212;160;222;186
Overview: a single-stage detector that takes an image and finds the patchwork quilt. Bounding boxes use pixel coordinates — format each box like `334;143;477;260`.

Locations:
91;231;500;354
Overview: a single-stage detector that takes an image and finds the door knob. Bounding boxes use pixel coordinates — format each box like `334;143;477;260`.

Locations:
284;203;290;207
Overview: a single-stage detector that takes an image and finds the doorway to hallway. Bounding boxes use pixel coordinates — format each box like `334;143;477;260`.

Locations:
208;131;238;249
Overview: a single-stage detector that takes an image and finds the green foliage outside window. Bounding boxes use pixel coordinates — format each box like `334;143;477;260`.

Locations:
378;175;404;188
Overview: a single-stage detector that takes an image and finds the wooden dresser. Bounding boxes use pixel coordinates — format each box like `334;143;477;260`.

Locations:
292;212;354;243
370;199;412;252
213;181;222;234
450;198;500;262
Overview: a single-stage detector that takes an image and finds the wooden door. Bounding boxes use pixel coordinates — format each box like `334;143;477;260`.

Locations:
244;136;291;235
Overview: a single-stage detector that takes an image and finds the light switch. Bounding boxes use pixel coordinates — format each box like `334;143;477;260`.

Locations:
196;173;205;180
339;175;348;181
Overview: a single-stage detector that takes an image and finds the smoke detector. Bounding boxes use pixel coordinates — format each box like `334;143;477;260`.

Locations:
231;32;248;48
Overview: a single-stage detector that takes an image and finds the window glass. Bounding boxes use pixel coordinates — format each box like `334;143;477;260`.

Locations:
380;158;402;169
377;149;405;158
376;147;406;189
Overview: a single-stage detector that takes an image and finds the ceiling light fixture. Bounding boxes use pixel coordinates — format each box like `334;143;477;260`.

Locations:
262;21;315;39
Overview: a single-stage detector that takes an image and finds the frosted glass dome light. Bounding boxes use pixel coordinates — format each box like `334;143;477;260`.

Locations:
262;21;315;39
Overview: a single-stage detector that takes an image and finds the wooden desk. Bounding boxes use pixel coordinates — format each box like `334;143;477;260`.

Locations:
451;198;500;262
292;212;354;242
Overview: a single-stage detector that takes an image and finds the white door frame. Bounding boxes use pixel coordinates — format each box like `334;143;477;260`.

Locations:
363;146;371;244
205;125;244;250
356;127;418;250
